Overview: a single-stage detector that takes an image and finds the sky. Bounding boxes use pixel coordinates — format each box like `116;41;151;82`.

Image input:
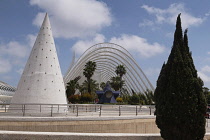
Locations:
1;0;210;89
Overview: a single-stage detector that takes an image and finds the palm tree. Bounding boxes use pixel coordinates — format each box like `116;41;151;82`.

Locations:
79;79;99;95
100;82;106;90
66;76;81;97
115;65;126;80
144;90;154;105
83;61;96;94
110;76;124;91
114;65;126;94
138;90;154;105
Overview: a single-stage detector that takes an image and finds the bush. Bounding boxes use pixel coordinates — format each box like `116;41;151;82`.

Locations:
116;97;123;103
122;95;130;103
68;95;81;103
128;94;140;105
80;93;93;103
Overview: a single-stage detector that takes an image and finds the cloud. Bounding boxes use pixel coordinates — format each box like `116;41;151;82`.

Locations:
144;68;160;76
72;34;165;59
205;11;210;16
139;19;154;27
0;35;34;74
0;41;28;58
16;68;24;75
201;66;210;73
27;34;37;48
141;3;204;29
110;34;165;58
72;34;105;56
0;58;12;74
198;65;210;83
165;32;174;38
30;0;112;39
32;12;45;27
198;71;210;82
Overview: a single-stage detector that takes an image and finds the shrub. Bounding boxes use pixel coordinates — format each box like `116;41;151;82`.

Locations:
116;97;123;103
68;95;81;103
128;94;140;105
80;93;93;103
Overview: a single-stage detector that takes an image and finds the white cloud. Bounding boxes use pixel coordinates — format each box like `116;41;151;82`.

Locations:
27;34;37;48
198;71;210;82
144;68;160;76
141;3;204;29
16;68;24;75
205;11;210;16
110;34;165;58
139;19;154;27
72;34;105;56
32;12;45;27
198;65;210;83
165;32;174;38
201;66;210;73
0;35;34;74
0;41;28;58
30;0;112;39
0;58;12;74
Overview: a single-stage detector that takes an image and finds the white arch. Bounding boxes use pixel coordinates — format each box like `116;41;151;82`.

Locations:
64;43;154;94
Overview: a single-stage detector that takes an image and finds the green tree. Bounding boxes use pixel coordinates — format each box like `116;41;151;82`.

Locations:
138;90;154;105
144;90;154;105
79;79;99;95
115;65;126;94
100;82;106;90
110;76;124;91
131;89;154;105
121;87;129;96
203;87;210;104
115;65;126;80
128;94;140;105
83;61;96;94
207;94;210;104
109;65;126;92
121;94;130;104
203;87;209;100
66;76;81;98
154;14;206;140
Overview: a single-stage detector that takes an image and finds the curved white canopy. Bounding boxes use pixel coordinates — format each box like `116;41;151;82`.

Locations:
64;43;154;94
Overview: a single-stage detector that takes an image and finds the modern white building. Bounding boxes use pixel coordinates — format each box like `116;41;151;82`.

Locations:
64;43;154;95
9;13;67;111
0;81;16;104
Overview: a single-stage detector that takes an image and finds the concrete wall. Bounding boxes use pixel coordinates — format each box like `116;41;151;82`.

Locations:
0;131;210;140
0;117;159;133
0;117;210;140
0;131;163;140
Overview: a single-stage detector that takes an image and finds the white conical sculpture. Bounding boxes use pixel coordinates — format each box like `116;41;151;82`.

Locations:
10;13;67;112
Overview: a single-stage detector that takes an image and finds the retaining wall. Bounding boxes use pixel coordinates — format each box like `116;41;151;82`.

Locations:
0;131;210;140
0;116;159;133
0;131;163;140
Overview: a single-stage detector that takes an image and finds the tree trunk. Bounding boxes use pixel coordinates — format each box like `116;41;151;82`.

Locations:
88;78;91;94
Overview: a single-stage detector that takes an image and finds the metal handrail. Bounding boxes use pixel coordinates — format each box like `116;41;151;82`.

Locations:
0;103;155;117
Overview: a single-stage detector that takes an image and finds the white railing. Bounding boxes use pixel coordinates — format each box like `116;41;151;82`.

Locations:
0;103;155;117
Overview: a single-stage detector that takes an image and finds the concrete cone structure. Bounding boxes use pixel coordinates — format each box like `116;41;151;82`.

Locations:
10;13;67;112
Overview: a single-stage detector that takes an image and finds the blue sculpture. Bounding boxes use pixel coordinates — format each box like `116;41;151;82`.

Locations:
96;82;120;103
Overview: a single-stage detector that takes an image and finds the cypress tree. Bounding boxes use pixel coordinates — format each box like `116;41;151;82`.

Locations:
154;14;206;140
